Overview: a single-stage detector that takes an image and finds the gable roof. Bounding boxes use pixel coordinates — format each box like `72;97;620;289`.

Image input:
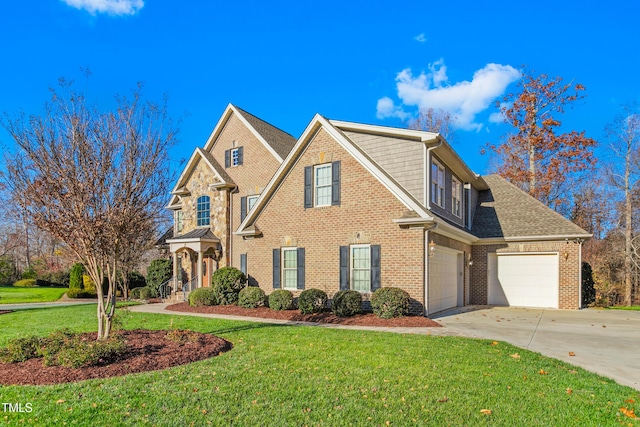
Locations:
166;147;235;209
471;174;591;240
203;104;297;162
235;114;436;235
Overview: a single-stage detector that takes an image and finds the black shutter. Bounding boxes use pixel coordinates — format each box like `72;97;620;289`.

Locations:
331;161;341;206
240;253;247;275
297;248;305;290
340;246;349;290
272;249;281;289
304;166;313;208
224;149;230;168
237;146;244;165
371;245;381;292
240;196;247;221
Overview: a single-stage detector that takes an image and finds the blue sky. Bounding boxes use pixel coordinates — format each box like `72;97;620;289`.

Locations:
1;0;639;175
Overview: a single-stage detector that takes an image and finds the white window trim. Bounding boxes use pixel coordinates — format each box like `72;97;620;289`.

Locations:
247;195;259;212
281;247;298;290
314;163;332;207
350;244;371;293
452;177;462;218
231;148;240;167
431;159;445;208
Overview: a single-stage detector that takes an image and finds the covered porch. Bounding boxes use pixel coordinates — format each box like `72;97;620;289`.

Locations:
165;228;223;300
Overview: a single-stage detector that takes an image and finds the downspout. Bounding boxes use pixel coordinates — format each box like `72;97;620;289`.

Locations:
425;136;443;212
425;228;430;317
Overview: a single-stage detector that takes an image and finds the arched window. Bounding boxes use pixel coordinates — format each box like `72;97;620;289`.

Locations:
197;196;210;226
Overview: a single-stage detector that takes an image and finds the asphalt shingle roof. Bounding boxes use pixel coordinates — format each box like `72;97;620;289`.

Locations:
199;148;234;185
471;174;590;239
168;228;220;241
234;106;297;159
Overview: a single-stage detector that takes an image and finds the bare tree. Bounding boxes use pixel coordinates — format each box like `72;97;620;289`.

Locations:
409;107;456;142
2;79;177;338
606;102;640;306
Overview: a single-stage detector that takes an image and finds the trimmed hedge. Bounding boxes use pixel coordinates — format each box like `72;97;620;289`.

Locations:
66;288;97;299
13;279;37;288
331;290;362;317
371;287;410;318
212;267;247;305
189;287;218;307
238;287;266;308
269;289;293;311
298;288;328;314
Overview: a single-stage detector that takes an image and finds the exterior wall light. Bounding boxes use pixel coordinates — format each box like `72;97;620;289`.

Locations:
428;240;436;257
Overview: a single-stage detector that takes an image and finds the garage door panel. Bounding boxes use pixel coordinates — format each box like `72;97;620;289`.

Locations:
489;253;558;308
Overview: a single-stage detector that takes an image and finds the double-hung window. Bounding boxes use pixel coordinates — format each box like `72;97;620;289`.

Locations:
452;177;462;217
431;160;445;208
247;195;259;212
196;196;210;227
340;244;381;293
224;146;243;168
314;164;332;206
176;210;184;233
272;247;305;290
304;161;341;208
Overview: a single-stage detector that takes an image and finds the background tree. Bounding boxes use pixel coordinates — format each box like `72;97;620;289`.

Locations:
488;68;597;212
409;107;456;142
146;258;172;298
2;79;177;339
605;102;640;306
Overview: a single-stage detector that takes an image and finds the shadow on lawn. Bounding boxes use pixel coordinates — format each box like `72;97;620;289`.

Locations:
200;321;293;336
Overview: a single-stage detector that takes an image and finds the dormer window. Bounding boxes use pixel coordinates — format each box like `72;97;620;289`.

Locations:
431;159;445;208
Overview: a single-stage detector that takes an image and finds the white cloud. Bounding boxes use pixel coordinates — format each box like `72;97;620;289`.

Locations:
61;0;144;16
377;60;521;131
376;97;410;120
414;33;427;43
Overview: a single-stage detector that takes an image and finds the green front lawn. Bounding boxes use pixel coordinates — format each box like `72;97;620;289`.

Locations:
0;305;638;426
608;305;640;311
0;286;68;304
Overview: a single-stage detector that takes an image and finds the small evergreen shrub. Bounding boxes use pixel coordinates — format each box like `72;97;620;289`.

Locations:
269;289;294;311
331;290;362;317
66;288;97;299
147;259;173;298
0;336;42;363
69;263;84;290
138;287;152;300
298;288;328;314
189;287;218;307
82;275;96;292
371;287;410;319
238;287;266;308
13;279;37;288
211;267;247;305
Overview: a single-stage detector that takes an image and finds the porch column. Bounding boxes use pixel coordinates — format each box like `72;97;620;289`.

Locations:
197;250;204;289
172;251;179;290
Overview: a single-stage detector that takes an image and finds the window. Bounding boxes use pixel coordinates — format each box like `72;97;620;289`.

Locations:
176;210;183;233
431;160;445;207
224;146;243;168
314;164;332;206
452;177;462;217
340;245;381;293
304;161;340;208
272;248;305;290
282;248;298;289
247;195;259;212
351;245;371;292
196;196;210;227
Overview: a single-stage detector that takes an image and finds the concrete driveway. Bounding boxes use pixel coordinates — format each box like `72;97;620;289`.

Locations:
433;306;640;390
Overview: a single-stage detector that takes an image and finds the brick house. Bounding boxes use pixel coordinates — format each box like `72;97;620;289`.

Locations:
167;105;591;315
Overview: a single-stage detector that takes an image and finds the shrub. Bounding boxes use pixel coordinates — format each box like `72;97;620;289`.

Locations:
69;263;84;290
38;330;126;368
165;329;201;344
331;290;362;317
13;279;37;288
189;287;218;307
21;267;37;280
269;289;293;311
582;262;596;307
66;288;97;299
238;287;266;308
138;286;152;300
147;259;172;298
212;267;247;305
0;336;42;363
371;287;410;319
82;275;96;292
298;288;328;314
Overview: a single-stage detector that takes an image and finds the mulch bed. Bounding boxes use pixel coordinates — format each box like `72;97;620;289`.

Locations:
0;329;231;386
165;302;442;328
0;310;12;315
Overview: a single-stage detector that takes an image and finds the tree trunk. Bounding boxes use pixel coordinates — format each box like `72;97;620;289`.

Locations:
529;143;536;193
625;154;633;306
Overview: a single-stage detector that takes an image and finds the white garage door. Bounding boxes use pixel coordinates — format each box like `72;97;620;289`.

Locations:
428;248;463;314
488;253;559;308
